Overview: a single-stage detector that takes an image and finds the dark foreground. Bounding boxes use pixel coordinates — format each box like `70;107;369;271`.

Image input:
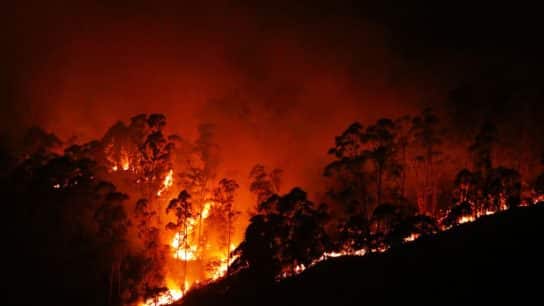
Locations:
181;205;544;306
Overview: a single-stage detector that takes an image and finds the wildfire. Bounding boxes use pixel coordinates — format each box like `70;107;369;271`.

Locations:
171;232;197;261
459;215;475;224
120;151;130;170
485;209;496;216
209;249;239;280
140;279;183;306
403;233;420;243
157;169;174;196
109;147;131;172
201;201;212;219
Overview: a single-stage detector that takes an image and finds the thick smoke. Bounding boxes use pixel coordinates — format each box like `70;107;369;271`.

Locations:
3;1;543;203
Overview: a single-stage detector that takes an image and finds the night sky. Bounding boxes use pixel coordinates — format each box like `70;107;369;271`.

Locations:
3;1;543;195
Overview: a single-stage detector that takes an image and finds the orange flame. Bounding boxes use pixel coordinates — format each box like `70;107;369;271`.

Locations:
140;278;183;306
157;169;174;196
459;215;475;224
403;233;420;243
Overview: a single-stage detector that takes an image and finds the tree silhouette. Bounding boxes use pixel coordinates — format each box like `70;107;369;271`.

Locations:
212;178;241;275
388;214;439;247
485;167;521;211
442;201;473;228
410;108;443;216
470;122;498;178
325;122;373;216
232;188;330;278
179;124;220;255
249;164;282;205
165;190;194;291
363;118;401;206
94;190;130;305
394;115;412;199
134;198;167;299
337;212;370;252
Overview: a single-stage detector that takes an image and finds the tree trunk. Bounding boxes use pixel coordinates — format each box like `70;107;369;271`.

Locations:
182;218;188;292
376;163;382;206
109;263;113;306
401;145;407;199
226;215;231;276
117;260;121;302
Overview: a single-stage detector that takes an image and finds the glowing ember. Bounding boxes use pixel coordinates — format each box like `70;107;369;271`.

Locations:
52;184;60;189
403;233;420;243
120;151;130;170
294;264;306;274
112;165;118;172
485;210;496;216
157;169;174;196
459;215;475;224
533;195;544;204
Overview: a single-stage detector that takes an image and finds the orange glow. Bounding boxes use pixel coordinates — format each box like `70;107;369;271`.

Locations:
171;232;197;261
459;215;475;224
120;150;130;170
403;233;420;243
140;278;183;306
157;169;174;196
201;201;212;219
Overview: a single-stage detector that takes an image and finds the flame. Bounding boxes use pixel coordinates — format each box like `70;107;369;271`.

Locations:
120;150;130;170
459;215;475;224
201;201;212;219
209;244;238;280
140;278;183;306
157;169;174;196
171;232;197;261
403;233;420;243
169;200;215;261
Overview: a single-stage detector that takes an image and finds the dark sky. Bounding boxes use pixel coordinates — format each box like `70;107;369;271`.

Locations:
2;1;543;195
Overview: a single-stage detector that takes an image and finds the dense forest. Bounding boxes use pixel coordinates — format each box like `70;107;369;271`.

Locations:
3;107;544;306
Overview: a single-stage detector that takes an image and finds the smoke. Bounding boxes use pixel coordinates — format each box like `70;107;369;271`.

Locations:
4;1;543;203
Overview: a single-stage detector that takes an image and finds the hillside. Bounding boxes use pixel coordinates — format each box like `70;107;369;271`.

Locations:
181;205;544;306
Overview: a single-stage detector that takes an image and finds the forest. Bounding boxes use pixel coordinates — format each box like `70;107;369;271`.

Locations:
3;107;544;306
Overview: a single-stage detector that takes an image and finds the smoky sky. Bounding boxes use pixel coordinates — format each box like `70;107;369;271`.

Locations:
3;1;543;197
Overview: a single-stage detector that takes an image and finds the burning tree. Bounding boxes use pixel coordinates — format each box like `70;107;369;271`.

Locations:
178;124;220;255
211;178;241;276
166;190;194;292
484;167;521;211
138;114;175;198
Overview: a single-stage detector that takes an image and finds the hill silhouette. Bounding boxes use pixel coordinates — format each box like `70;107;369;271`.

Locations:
180;205;544;306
